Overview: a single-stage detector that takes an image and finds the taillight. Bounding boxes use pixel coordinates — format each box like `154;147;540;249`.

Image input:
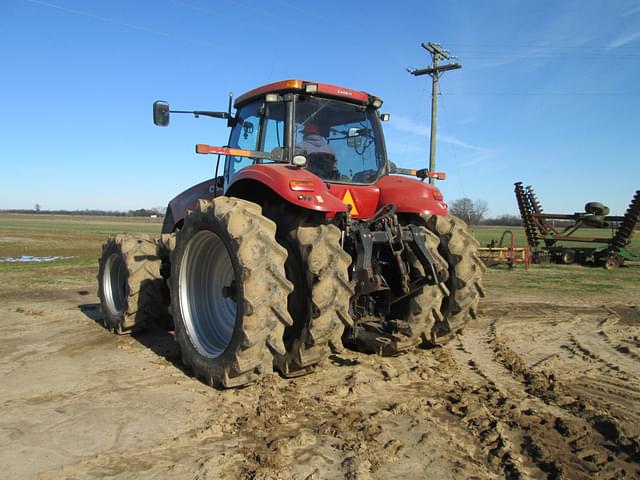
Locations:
432;189;444;201
289;180;315;192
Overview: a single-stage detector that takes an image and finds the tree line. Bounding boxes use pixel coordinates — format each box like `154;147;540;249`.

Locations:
1;207;165;217
448;197;522;226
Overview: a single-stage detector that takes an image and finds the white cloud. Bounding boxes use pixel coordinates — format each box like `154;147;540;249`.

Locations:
608;31;640;48
386;140;426;156
389;115;491;154
390;115;430;137
623;4;640;17
439;134;490;154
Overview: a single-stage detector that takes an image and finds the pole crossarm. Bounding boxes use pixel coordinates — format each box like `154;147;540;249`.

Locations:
408;62;462;77
421;42;450;58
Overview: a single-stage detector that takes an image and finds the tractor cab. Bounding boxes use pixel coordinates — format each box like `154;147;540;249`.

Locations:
224;80;389;187
154;80;449;224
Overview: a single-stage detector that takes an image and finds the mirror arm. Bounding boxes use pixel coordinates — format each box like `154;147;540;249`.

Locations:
170;110;229;120
193;111;229;119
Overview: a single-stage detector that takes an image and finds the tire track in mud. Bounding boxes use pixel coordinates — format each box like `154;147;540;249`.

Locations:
449;316;578;479
225;354;495;480
447;306;639;479
563;327;640;430
569;330;639;379
34;352;495;480
514;305;639;474
600;305;640;361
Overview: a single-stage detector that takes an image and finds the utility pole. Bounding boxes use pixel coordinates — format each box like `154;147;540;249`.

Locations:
408;43;461;184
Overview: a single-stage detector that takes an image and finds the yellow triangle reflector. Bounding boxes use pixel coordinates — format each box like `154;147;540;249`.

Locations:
341;189;359;216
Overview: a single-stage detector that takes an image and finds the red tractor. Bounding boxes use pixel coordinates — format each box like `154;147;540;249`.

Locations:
98;79;485;388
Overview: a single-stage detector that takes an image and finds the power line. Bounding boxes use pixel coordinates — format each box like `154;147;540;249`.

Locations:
458;55;640;60
443;42;640;50
443;92;640;96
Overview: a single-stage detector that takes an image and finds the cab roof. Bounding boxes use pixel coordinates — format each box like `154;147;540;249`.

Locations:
234;79;380;109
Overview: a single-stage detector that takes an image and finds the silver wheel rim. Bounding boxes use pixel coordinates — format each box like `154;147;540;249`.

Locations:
179;230;236;358
104;253;127;316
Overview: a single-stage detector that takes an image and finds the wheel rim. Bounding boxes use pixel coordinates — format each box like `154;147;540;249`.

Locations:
604;257;619;270
103;253;127;316
179;230;236;358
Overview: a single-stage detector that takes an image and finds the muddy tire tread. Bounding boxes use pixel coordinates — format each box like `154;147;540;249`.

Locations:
171;197;293;388
423;214;486;342
98;233;168;333
400;225;448;346
277;224;353;376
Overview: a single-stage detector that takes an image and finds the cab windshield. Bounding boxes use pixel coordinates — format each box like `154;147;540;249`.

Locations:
294;96;385;183
226;95;386;184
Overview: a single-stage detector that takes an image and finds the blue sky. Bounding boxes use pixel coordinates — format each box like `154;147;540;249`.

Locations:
1;0;639;216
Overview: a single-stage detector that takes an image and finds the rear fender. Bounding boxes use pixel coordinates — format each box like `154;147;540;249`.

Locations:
162;178;221;233
227;164;348;214
376;175;448;216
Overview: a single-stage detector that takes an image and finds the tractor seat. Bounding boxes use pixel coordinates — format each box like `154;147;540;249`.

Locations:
306;152;339;180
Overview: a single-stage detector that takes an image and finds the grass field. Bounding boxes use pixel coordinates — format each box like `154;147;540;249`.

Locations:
0;213;638;303
0;214;163;301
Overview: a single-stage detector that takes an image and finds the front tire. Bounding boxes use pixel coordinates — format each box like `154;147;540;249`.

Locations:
170;198;293;388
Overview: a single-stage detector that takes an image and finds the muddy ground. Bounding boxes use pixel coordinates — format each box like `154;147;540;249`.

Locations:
1;279;639;479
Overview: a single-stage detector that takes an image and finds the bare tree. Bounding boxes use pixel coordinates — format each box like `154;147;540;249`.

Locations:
472;199;489;224
449;198;489;225
449;198;474;224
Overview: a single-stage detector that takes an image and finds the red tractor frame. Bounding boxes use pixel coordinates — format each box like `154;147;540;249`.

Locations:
98;79;485;388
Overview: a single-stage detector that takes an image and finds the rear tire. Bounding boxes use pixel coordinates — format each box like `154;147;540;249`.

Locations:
275;224;353;377
97;233;168;334
390;224;448;347
170;198;293;388
424;214;486;343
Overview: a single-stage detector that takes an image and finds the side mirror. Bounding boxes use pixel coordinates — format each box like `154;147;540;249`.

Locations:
153;100;170;126
242;120;254;138
347;127;363;149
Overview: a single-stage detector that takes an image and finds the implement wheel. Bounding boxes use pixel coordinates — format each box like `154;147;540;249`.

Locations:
98;233;168;333
424;214;486;343
603;255;622;270
170;198;293;388
560;249;576;265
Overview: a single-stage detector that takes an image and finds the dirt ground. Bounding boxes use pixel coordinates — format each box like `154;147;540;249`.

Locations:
1;277;639;479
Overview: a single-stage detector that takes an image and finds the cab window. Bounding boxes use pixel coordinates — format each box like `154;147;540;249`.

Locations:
227;102;260;178
226;100;285;179
294;96;383;183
